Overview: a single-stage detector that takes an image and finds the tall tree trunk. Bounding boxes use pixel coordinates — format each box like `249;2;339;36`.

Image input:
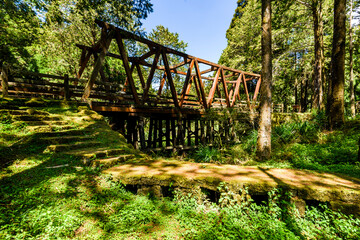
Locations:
256;0;272;161
349;0;355;117
300;71;309;112
312;0;324;111
328;0;346;129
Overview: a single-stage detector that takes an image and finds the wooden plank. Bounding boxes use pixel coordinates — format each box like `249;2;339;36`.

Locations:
166;119;171;146
123;64;135;92
179;59;195;106
161;49;180;108
206;68;220;107
200;120;205;142
192;75;202;104
242;73;252;110
147;118;153;148
171;119;176;147
142;50;161;104
169;58;191;70
135;64;146;89
153;119;158;148
139;117;146;149
194;59;208;109
231;74;243;107
64;74;70;100
82;30;113;101
77;51;92;80
157;73;167;96
187;120;191;146
115;32;140;105
195;120;199;146
158;119;163;147
253;77;261;101
220;68;231;108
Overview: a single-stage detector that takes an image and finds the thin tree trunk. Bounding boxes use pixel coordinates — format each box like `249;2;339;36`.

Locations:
256;0;272;161
349;0;355;117
312;0;324;111
300;71;309;112
328;0;346;129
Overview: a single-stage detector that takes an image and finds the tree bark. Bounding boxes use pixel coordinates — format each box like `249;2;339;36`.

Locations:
349;0;355;117
328;0;346;129
256;0;272;161
312;0;324;111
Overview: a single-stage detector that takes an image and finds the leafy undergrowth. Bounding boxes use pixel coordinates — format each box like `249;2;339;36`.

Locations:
192;112;360;179
1;159;359;239
1;99;359;239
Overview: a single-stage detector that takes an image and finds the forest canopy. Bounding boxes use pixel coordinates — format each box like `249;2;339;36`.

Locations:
220;0;360;114
0;0;153;74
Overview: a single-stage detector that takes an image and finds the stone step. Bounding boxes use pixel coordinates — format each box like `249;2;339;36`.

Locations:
0;109;50;116
66;147;127;159
36;129;93;137
45;141;102;153
27;125;76;132
18;120;69;126
40;135;94;144
13;115;61;121
91;154;135;168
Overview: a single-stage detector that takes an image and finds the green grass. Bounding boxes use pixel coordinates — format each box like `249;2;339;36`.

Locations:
1;155;359;239
193;112;360;178
1;100;359;239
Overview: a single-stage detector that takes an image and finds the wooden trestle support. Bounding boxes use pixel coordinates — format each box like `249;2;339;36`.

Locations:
77;20;261;151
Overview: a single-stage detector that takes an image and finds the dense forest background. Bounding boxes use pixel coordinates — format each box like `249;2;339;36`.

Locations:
220;0;360;115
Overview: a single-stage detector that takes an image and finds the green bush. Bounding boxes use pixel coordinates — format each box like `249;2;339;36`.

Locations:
192;145;221;163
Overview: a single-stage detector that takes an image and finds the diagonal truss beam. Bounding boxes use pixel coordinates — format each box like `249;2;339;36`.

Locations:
77;20;261;111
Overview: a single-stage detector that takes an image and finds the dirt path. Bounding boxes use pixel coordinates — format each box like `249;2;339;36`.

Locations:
105;158;360;215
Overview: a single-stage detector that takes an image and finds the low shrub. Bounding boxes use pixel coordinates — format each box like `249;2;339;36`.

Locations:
192;145;221;163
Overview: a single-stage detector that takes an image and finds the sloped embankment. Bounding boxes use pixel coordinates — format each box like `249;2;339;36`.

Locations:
0;98;143;169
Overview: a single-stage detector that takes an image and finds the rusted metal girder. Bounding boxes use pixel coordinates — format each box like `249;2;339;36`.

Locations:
78;19;261;111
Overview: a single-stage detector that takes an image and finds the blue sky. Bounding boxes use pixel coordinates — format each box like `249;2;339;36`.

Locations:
142;0;237;64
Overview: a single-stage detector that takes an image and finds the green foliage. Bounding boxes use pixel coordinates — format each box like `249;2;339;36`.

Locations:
0;0;40;67
1;101;359;239
174;189;360;240
1;0;153;73
192;145;221;163
219;0;337;110
137;25;188;95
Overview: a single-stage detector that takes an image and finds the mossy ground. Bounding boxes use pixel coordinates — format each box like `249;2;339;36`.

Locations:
0;98;359;239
